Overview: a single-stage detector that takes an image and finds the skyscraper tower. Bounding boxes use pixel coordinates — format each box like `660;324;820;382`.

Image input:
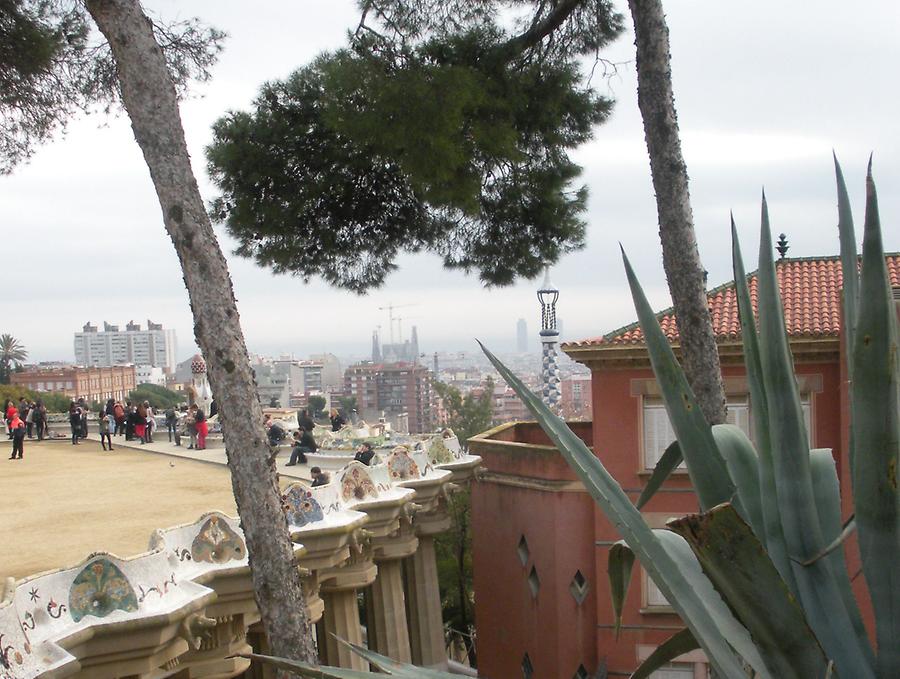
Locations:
537;267;561;412
516;318;528;353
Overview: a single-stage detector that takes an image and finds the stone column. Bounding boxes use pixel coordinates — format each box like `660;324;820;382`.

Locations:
404;535;447;667
322;589;367;671
367;558;412;663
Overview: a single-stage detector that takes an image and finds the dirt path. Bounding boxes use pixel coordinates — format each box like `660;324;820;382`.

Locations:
0;437;242;580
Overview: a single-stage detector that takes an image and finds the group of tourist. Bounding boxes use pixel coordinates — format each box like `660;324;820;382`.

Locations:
5;397;49;441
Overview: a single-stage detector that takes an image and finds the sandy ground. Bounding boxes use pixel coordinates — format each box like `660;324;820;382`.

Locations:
0;437;244;580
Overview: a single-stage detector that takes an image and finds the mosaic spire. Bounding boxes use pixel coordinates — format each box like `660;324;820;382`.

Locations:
537;267;561;412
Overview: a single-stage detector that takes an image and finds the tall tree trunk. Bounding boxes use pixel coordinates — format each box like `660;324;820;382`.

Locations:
84;0;317;666
627;0;727;424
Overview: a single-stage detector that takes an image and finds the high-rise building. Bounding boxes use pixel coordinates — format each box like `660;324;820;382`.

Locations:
516;318;528;353
344;362;432;433
74;320;177;372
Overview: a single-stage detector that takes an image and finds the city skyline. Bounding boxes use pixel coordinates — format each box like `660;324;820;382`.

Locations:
2;1;897;364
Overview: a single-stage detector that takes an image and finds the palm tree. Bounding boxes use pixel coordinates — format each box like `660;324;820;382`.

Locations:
0;334;27;384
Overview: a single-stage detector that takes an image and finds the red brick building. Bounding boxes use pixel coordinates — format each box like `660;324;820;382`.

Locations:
12;365;137;403
470;254;899;678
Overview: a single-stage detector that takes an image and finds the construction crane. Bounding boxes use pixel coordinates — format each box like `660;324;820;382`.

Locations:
378;302;417;344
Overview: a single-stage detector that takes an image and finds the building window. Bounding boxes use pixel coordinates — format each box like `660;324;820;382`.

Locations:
648;663;697;678
642;394;790;470
569;570;589;605
642;398;682;470
527;566;541;598
517;535;530;566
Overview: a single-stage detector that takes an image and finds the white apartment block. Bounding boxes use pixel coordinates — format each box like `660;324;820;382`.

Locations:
74;320;177;372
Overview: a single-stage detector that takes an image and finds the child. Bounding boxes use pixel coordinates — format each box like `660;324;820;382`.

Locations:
99;411;114;451
8;412;25;459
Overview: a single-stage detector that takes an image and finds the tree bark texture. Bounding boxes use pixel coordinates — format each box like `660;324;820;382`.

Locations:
84;0;317;665
627;0;727;424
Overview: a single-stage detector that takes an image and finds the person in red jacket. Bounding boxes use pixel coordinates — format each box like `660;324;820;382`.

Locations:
8;412;25;459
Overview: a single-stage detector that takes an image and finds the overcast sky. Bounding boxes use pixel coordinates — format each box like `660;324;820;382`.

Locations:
3;0;898;363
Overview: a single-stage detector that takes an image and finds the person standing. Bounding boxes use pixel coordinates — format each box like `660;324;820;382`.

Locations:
76;398;88;439
113;400;125;436
144;401;155;443
69;402;82;445
164;406;177;442
5;400;16;439
194;406;208;450
8;411;25;459
297;408;314;432
135;400;148;444
124;401;136;440
99;410;114;451
24;401;34;438
32;400;46;441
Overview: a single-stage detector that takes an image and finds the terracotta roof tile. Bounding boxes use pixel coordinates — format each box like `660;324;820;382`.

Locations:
564;254;900;348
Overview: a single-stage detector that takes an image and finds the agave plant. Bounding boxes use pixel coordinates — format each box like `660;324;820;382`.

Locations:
477;158;897;679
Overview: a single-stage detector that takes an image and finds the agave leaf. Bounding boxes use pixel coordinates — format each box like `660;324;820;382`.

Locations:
798;516;855;567
756;195;875;678
850;163;900;677
711;424;764;540
807;450;873;665
668;505;829;679
630;628;699;679
834;155;859;368
834;156;860;490
731;218;797;593
636;440;682;510
333;638;459;678
608;540;635;639
621;250;737;513
478;340;764;678
234;653;381;679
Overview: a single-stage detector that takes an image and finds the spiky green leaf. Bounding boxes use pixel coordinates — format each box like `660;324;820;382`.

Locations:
850;164;900;677
807;450;873;665
731;217;797;592
711;424;764;540
636;440;683;510
834;154;859;367
630;628;699;679
608;540;635;639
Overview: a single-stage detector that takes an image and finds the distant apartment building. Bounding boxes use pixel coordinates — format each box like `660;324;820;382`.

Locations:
492;384;529;424
74;320;177;372
309;353;343;390
560;373;593;420
12;365;136;403
344;362;432;433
